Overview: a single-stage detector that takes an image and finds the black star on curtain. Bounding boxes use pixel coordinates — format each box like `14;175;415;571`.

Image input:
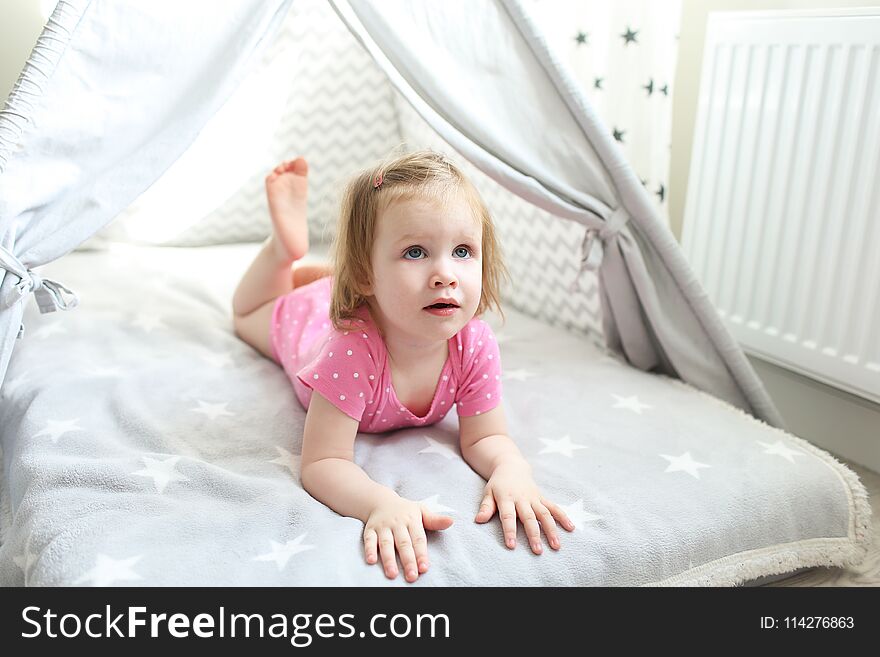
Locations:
621;26;639;45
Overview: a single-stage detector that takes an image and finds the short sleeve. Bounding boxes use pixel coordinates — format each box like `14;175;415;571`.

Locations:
296;330;379;422
455;321;503;417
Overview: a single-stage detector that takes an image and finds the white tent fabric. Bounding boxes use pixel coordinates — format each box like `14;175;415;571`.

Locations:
0;0;783;428
0;0;294;390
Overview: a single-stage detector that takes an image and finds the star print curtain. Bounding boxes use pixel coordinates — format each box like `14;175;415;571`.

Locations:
0;0;783;427
522;0;682;225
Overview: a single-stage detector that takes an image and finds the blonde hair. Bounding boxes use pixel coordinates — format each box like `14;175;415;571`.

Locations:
329;148;510;331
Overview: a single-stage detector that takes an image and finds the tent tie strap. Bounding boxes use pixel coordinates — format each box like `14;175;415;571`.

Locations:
0;243;79;340
569;206;630;293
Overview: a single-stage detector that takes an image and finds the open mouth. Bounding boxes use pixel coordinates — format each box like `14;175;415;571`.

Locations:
424;303;459;309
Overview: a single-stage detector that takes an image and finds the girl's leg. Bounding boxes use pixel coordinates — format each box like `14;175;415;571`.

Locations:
233;156;310;317
232;237;296;317
232;248;332;319
292;262;333;288
231;239;295;360
231;254;331;360
232;157;311;358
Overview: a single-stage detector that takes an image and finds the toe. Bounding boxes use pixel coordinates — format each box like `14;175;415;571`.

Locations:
292;157;308;176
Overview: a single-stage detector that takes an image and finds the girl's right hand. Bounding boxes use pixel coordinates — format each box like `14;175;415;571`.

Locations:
363;497;454;582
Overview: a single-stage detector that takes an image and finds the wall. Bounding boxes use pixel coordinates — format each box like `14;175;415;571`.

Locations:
0;0;49;103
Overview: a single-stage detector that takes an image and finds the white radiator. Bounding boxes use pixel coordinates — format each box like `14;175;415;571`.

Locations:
681;8;880;405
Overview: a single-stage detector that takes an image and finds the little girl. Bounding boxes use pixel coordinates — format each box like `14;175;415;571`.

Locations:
232;150;574;583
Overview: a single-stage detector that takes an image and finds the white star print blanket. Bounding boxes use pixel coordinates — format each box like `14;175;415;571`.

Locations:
0;243;871;586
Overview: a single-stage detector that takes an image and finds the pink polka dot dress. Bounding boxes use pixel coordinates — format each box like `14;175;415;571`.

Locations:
269;276;503;434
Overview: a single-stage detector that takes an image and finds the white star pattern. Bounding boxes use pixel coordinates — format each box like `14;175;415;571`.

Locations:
131;313;167;332
74;554;143;586
199;352;233;368
503;369;536;382
756;440;806;464
269;446;301;479
32;323;68;339
132;455;189;494
190;400;234;420
611;394;653;414
33;418;85;444
418;436;459;460
558;499;603;530
660;451;711;479
417;494;456;514
253;534;316;571
538;435;589;458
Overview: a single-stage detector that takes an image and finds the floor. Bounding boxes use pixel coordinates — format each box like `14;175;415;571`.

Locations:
761;458;879;587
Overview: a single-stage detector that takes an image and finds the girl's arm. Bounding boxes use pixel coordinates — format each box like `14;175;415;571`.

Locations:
458;403;528;479
302;458;401;522
300;391;399;522
459;403;574;553
301;391;454;582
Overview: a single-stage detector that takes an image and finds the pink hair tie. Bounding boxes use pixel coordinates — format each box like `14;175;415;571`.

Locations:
373;172;384;189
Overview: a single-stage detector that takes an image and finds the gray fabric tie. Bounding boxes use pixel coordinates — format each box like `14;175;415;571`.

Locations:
569;205;629;293
0;243;79;339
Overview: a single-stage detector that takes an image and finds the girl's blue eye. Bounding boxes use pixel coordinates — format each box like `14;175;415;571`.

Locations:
403;246;472;259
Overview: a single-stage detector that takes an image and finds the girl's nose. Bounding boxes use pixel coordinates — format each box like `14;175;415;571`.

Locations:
431;271;457;289
430;254;459;288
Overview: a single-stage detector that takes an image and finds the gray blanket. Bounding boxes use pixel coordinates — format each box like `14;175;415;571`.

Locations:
0;243;871;586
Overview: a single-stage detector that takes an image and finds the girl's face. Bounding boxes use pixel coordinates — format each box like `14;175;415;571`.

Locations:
363;193;483;347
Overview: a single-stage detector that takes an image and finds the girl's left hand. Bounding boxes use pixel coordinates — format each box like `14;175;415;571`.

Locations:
474;458;575;554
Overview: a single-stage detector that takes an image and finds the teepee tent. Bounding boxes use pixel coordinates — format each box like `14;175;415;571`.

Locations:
2;0;875;590
0;0;783;426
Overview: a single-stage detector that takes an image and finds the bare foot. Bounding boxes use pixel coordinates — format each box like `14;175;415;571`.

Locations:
266;157;309;262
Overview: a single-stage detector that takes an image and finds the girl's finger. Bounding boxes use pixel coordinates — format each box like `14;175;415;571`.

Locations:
497;497;518;549
475;492;496;522
421;509;454;531
409;521;430;574
377;527;398;579
363;528;378;564
392;525;419;583
542;498;575;531
533;502;560;550
515;499;543;554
